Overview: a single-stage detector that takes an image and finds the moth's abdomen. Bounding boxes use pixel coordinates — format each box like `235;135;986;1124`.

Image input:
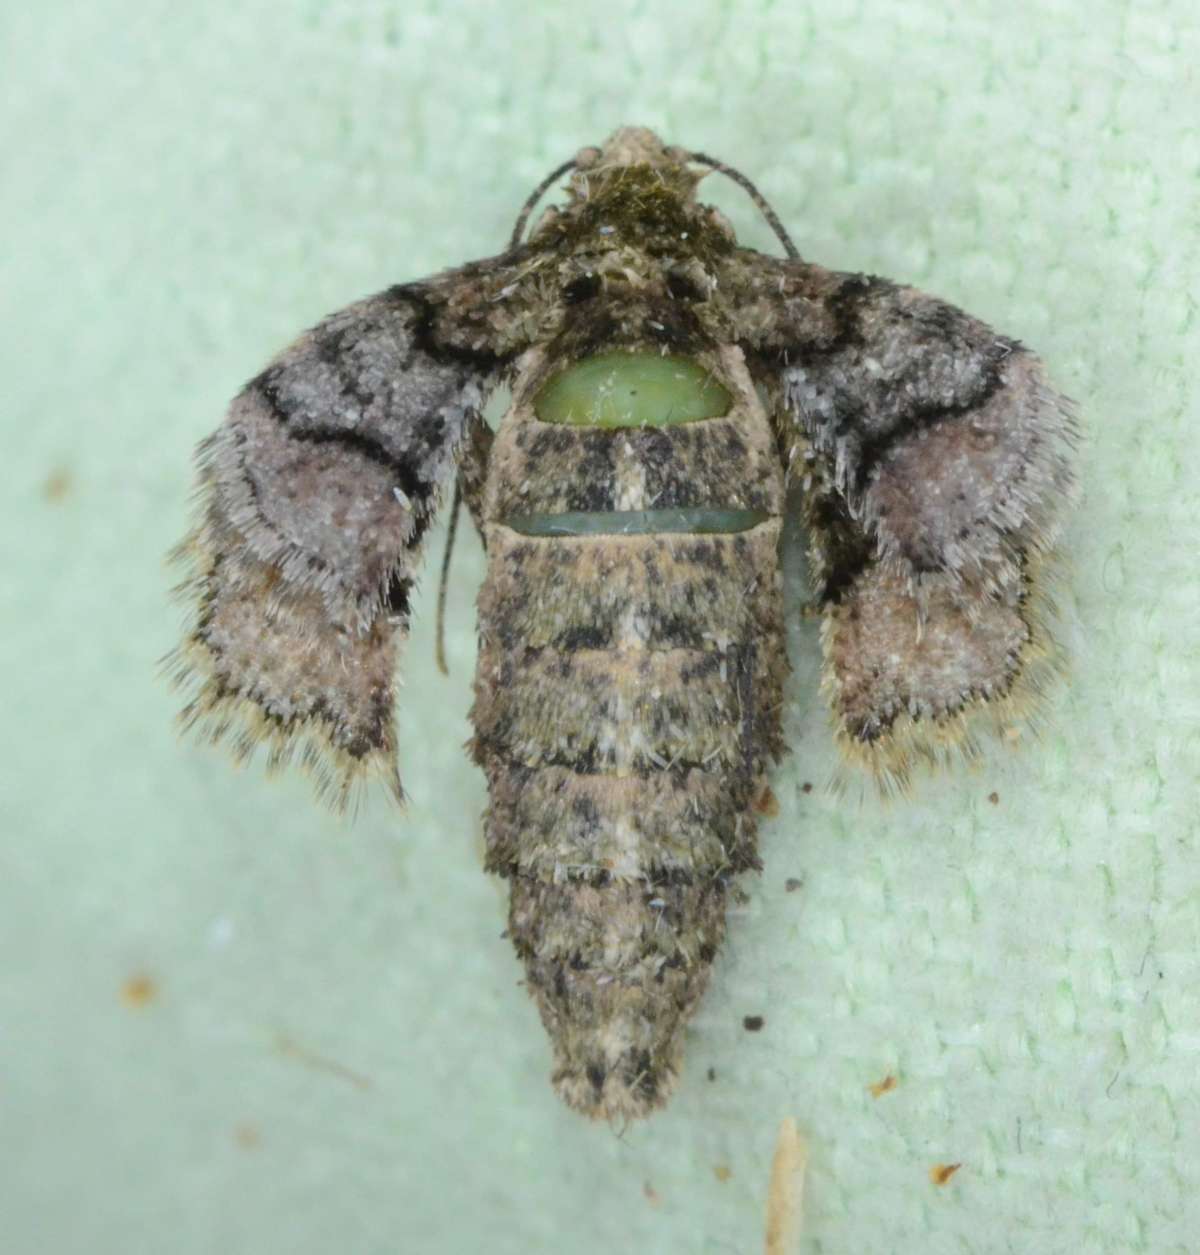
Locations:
508;873;728;1116
474;528;782;1119
472;346;786;1120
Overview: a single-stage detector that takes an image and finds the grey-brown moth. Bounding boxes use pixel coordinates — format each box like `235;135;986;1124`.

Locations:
167;128;1077;1121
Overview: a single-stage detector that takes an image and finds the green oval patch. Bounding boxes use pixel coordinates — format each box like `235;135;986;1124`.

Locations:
533;351;731;428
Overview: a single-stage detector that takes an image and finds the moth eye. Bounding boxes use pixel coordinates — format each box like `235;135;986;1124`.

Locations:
533;350;731;428
562;274;601;304
665;270;704;302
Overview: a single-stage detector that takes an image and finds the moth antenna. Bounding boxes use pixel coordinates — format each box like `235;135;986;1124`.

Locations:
434;478;463;676
509;156;578;250
688;151;800;260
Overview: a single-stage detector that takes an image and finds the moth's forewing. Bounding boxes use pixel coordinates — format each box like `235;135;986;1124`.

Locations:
168;267;516;807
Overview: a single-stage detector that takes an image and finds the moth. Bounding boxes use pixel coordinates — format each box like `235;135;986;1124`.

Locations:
168;128;1076;1121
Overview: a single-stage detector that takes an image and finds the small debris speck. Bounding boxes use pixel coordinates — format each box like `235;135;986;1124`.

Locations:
714;1163;732;1182
801;782;813;795
42;468;73;502
869;1074;897;1098
120;973;157;1008
765;1118;807;1255
275;1033;372;1090
988;791;1000;805
785;877;804;893
930;1163;962;1186
753;784;780;817
743;1015;765;1032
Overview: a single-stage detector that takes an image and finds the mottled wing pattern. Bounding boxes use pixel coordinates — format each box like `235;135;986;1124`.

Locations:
732;257;1078;783
167;266;510;808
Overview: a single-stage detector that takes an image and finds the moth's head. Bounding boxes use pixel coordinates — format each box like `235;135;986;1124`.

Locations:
574;127;693;179
567;127;705;209
522;127;733;260
514;127;797;266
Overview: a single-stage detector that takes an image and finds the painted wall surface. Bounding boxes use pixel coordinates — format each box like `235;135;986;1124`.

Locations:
3;3;1196;1251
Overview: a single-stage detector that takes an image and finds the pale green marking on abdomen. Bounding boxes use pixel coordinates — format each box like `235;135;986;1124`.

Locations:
533;351;731;428
506;508;769;538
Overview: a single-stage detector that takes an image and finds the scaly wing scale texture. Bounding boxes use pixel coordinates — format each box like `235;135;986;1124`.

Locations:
167;270;511;808
732;257;1077;784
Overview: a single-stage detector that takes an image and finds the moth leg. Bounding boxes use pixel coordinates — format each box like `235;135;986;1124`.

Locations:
433;413;494;674
456;409;494;544
166;278;505;808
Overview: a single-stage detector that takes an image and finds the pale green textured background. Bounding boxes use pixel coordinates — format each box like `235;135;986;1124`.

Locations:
2;1;1198;1252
